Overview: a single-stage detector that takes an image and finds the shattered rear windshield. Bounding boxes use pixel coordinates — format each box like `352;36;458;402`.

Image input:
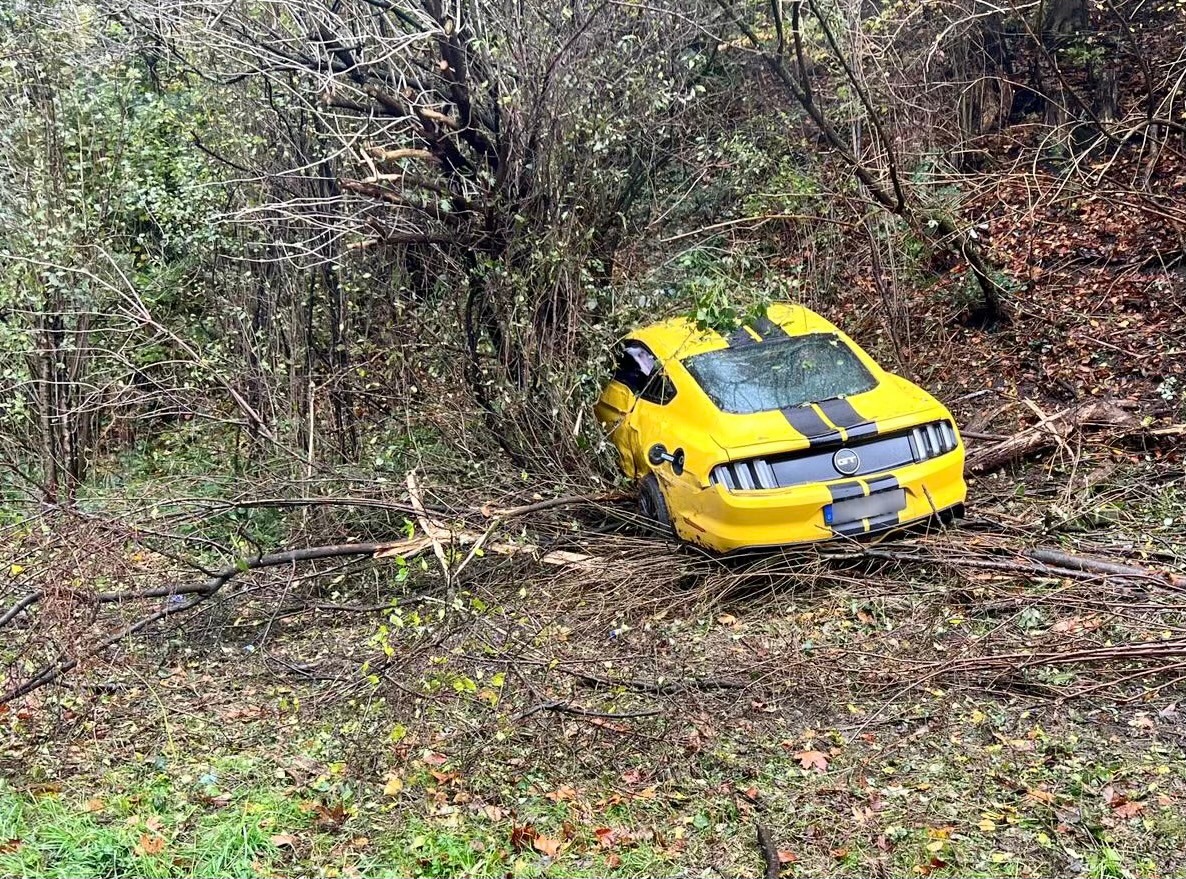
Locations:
682;333;877;414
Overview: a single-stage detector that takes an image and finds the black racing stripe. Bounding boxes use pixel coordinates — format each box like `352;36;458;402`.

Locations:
865;475;900;494
865;511;902;533
727;327;755;347
753;316;787;339
827;481;866;503
817;397;865;429
844;422;879;442
781;406;843;446
833;520;867;537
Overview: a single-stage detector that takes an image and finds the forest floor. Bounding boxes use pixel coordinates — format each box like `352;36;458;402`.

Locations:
2;435;1185;878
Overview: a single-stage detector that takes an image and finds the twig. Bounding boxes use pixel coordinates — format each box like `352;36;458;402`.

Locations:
755;821;780;879
562;668;748;695
407;469;451;589
515;700;661;721
0;541;396;703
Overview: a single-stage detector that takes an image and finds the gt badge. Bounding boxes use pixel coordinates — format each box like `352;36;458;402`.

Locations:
832;448;860;475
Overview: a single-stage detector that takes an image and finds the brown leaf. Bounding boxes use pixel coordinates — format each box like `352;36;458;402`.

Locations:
0;840;22;855
270;833;297;849
795;750;829;772
620;768;644;785
137;833;166;855
778;849;798;864
510;824;536;853
606;853;622;868
1026;788;1057;805
717;613;737;626
80;798;105;814
546;784;577;802
314;802;347;829
533;835;562;858
1112;800;1145;819
422;751;448;766
594;827;617;848
482;804;504;821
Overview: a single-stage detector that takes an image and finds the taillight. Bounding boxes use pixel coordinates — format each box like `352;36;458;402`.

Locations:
711;458;777;490
911;421;958;462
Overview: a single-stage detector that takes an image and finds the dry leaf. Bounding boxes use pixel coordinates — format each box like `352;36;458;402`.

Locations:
137;833;166;855
422;751;448;766
482;804;504;821
0;840;22;855
1026;789;1057;805
533;835;562;858
510;824;536;853
620;768;644;785
80;798;105;814
546;784;577;802
778;849;797;864
270;833;297;848
145;815;164;833
717;613;737;626
383;775;404;796
795;750;829;772
1112;800;1145;819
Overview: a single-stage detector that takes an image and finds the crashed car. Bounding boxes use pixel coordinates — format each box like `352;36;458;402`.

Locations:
594;303;966;551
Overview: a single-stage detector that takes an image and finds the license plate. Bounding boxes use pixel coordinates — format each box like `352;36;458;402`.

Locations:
824;489;906;526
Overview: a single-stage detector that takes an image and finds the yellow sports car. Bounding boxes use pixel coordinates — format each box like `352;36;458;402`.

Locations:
594;303;966;552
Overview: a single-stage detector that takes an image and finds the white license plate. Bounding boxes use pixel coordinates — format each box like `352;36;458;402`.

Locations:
826;489;906;525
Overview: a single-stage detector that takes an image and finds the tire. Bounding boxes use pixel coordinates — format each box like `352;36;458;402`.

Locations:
637;473;673;536
938;503;965;526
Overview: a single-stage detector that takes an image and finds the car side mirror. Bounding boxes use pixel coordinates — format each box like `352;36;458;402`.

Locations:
647;443;685;476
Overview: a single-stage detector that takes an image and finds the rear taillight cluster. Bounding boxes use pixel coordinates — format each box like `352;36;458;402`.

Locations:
911;421;959;462
710;458;777;491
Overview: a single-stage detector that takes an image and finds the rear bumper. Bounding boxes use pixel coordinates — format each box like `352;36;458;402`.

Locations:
665;449;967;552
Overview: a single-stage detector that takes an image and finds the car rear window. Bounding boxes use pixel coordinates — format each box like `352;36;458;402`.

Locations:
682;333;877;414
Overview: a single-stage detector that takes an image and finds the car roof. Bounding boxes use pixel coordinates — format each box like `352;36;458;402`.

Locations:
627;302;842;362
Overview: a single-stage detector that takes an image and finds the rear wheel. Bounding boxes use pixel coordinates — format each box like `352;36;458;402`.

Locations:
637;473;673;536
938;503;965;526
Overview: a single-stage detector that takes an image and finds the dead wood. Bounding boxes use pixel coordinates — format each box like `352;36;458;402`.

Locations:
515;700;662;721
966;399;1138;474
1026;548;1186;589
564;668;748;695
755;821;781;879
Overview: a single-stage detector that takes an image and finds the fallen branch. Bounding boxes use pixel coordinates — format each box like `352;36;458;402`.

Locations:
0;542;396;703
515;700;662;721
1026;548;1186;589
564;669;748;695
755;822;781;879
966;400;1136;475
1;528;610;703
